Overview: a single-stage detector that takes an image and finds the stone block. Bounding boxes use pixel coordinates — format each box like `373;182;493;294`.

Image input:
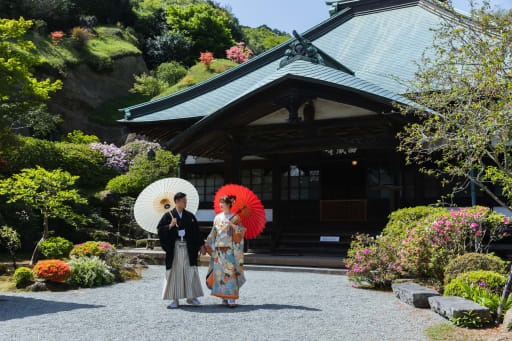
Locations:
392;282;440;308
428;296;491;321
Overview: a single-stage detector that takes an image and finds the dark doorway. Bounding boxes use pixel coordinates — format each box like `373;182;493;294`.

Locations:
321;160;366;200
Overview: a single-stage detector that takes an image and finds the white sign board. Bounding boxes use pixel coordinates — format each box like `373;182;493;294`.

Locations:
320;236;340;242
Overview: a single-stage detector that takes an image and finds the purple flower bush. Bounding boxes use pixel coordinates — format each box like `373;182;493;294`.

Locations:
120;140;161;163
90;143;129;173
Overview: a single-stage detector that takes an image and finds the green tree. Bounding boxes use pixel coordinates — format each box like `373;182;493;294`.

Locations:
130;73;165;97
166;2;235;58
0;166;89;265
397;1;512;211
242;25;290;55
0;225;21;270
0;17;62;135
395;1;512;323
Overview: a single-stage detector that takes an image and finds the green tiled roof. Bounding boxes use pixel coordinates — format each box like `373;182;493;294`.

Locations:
313;4;440;93
241;59;418;107
119;1;443;124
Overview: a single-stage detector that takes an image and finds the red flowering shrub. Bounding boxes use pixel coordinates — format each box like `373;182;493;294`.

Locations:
50;31;64;47
32;259;72;282
199;51;214;68
226;42;253;64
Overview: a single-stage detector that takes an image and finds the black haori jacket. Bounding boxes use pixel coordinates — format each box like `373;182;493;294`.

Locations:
157;208;204;270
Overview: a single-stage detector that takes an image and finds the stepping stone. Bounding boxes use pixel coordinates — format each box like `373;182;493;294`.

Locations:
428;296;491;320
392;282;440;308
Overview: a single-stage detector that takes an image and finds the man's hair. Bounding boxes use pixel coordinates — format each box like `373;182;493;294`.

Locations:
174;192;187;202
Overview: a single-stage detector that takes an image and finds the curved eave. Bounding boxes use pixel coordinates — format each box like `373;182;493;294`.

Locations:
164;72;415;154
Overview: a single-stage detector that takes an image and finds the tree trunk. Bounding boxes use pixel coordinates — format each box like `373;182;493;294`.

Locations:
10;251;17;270
30;214;49;266
496;264;512;325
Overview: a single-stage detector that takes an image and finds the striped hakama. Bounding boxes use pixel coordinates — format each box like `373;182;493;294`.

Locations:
162;241;203;300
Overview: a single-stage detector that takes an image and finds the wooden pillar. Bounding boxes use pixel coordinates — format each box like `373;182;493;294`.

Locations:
177;154;186;178
231;138;241;185
271;157;281;252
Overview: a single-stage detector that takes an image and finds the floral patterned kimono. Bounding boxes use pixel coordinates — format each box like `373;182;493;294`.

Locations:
205;212;246;299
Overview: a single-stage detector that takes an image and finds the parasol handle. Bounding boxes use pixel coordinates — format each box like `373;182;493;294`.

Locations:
228;206;246;221
170;212;180;229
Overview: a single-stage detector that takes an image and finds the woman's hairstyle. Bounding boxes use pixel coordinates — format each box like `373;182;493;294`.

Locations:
219;195;236;208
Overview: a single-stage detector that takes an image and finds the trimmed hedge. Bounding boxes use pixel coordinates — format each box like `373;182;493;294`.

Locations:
444;253;507;285
382;206;448;238
13;267;34;288
445;270;506;297
39;236;74;259
5;137;116;189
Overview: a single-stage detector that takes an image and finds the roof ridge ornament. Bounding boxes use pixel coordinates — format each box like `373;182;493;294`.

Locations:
278;30;325;69
326;0;359;16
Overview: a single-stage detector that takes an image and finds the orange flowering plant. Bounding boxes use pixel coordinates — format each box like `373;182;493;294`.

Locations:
32;259;72;282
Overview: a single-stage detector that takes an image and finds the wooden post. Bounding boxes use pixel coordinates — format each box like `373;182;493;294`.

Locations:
271;157;281;252
231;138;241;184
177;154;186;178
496;264;512;325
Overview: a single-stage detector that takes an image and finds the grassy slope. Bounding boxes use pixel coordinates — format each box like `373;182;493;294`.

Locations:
89;93;151;126
91;58;238;126
156;58;238;99
29;26;141;73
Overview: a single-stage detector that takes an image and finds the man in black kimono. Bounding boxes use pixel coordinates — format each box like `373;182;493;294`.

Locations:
157;192;206;308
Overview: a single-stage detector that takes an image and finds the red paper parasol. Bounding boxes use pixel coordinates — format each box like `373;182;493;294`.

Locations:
214;184;266;239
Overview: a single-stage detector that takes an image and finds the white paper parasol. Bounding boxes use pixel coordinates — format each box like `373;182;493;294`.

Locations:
134;178;200;234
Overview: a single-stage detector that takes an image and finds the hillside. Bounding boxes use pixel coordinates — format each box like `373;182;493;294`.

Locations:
28;26;142;74
156;59;238;98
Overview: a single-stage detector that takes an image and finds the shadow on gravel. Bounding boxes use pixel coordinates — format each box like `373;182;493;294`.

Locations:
0;295;104;321
179;304;321;313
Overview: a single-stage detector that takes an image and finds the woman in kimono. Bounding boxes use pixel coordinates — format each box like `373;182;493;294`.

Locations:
205;195;246;308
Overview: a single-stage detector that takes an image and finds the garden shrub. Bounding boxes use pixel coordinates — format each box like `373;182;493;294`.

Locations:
39;236;74;259
70;241;116;258
345;234;402;289
182;75;196;86
382;206;448;238
57;142;117;187
120;139;160;163
398;207;509;283
61;130;100;144
444;270;506;297
444;253;507;285
130;73;165;97
144;32;193;69
5;137;116;189
105;172;146;197
32;260;72;282
106;149;179;196
70;26;94;47
90;142;130;173
67;256;114;287
13;267;34;287
155;61;187;86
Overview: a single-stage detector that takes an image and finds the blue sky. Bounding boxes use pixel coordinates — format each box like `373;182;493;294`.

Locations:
216;0;512;34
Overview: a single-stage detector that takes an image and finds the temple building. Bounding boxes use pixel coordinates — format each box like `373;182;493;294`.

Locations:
118;0;493;255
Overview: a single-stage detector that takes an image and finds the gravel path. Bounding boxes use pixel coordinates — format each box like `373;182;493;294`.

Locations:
0;266;445;341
